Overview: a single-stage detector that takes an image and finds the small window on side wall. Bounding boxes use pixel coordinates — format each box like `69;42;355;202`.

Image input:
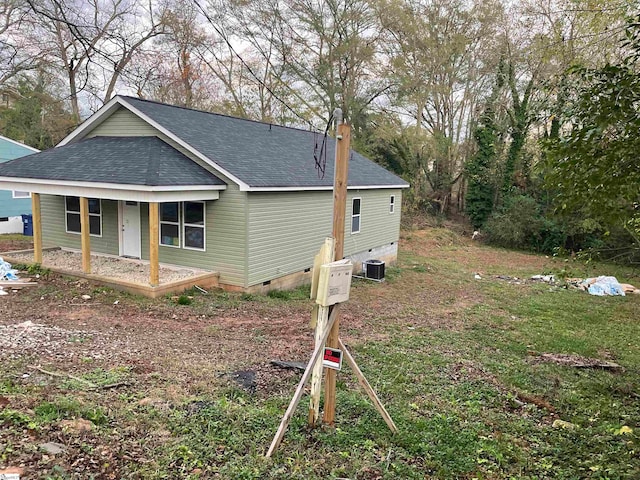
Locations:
12;191;31;199
351;197;361;234
390;195;395;214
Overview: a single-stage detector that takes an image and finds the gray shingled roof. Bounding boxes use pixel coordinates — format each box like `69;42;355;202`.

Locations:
0;136;225;187
121;96;409;189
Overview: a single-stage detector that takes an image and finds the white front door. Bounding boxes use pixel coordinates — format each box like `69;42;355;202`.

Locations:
122;201;141;258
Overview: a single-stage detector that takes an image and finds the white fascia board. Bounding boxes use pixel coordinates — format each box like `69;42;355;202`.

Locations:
57;97;122;146
0;134;40;153
246;184;410;192
117;98;251;191
0;177;223;202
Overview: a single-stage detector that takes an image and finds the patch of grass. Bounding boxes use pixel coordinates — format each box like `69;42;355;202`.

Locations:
62;367;131;390
11;262;51;277
177;294;192;305
266;289;291;300
35;397;108;425
0;409;37;429
266;285;310;301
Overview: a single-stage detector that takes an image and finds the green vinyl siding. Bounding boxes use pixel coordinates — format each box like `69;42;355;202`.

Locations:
246;189;402;287
138;185;247;287
86;107;207;169
86;106;247;287
344;189;402;255
40;195;119;255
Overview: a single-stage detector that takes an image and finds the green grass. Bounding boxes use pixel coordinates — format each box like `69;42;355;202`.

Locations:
1;232;638;479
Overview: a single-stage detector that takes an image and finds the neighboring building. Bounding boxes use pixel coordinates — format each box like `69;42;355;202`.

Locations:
0;87;20;110
0;96;408;291
0;134;39;234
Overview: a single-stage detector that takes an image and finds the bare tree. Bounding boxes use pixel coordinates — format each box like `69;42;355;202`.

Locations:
0;0;43;85
26;0;167;120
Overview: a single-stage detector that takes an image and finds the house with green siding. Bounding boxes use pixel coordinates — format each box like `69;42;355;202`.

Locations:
0;96;408;291
0;134;39;234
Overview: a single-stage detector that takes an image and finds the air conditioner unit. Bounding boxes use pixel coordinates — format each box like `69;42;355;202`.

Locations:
363;259;385;280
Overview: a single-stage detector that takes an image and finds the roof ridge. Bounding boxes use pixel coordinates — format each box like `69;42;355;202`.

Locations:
117;95;324;135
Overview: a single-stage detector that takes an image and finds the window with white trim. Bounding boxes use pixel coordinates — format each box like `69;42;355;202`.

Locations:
160;202;180;247
183;201;205;250
65;196;102;236
389;195;395;214
12;191;31;199
351;197;361;234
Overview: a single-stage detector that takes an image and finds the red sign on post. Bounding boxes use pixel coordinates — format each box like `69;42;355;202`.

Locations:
323;347;343;370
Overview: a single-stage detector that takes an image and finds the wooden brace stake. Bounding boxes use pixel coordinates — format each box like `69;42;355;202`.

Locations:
338;338;398;434
266;305;340;458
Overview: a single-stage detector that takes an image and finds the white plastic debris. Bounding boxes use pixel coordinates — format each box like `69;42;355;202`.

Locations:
0;257;19;281
474;273;482;280
583;276;626;296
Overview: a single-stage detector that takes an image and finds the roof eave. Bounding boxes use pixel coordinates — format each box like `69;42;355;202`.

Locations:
244;183;410;192
0;176;225;202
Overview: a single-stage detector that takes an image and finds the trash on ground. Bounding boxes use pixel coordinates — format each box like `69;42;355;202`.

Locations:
529;351;623;371
620;283;640;294
0;256;20;281
531;274;556;283
270;360;306;371
581;276;626;296
474;273;482;280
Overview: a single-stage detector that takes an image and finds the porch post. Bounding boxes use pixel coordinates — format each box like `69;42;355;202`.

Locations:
79;197;91;274
149;202;159;286
31;193;43;264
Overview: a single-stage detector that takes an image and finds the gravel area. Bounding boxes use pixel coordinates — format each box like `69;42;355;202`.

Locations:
8;250;204;285
0;320;139;362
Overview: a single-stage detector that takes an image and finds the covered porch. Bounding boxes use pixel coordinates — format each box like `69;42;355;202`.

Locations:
0;136;226;296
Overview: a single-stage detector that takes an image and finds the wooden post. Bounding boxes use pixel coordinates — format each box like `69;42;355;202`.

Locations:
31;193;43;264
323;121;351;425
79;197;91;274
149;202;159;286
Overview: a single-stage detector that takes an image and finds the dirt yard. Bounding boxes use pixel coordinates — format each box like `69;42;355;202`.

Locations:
0;230;638;479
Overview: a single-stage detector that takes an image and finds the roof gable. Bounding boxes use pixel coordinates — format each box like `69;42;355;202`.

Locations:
62;96;409;191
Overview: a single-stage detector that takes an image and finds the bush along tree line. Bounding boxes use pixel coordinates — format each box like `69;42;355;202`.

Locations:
0;1;637;263
469;15;640;266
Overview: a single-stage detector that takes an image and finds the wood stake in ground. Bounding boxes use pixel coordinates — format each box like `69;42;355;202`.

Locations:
338;338;398;434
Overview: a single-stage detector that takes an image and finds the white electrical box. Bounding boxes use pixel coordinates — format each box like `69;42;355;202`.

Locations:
316;259;353;307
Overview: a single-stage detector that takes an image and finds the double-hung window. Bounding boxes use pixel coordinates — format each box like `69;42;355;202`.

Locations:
183;201;205;250
160;202;180;247
351;198;361;234
65;196;102;236
389;195;395;214
159;201;206;250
